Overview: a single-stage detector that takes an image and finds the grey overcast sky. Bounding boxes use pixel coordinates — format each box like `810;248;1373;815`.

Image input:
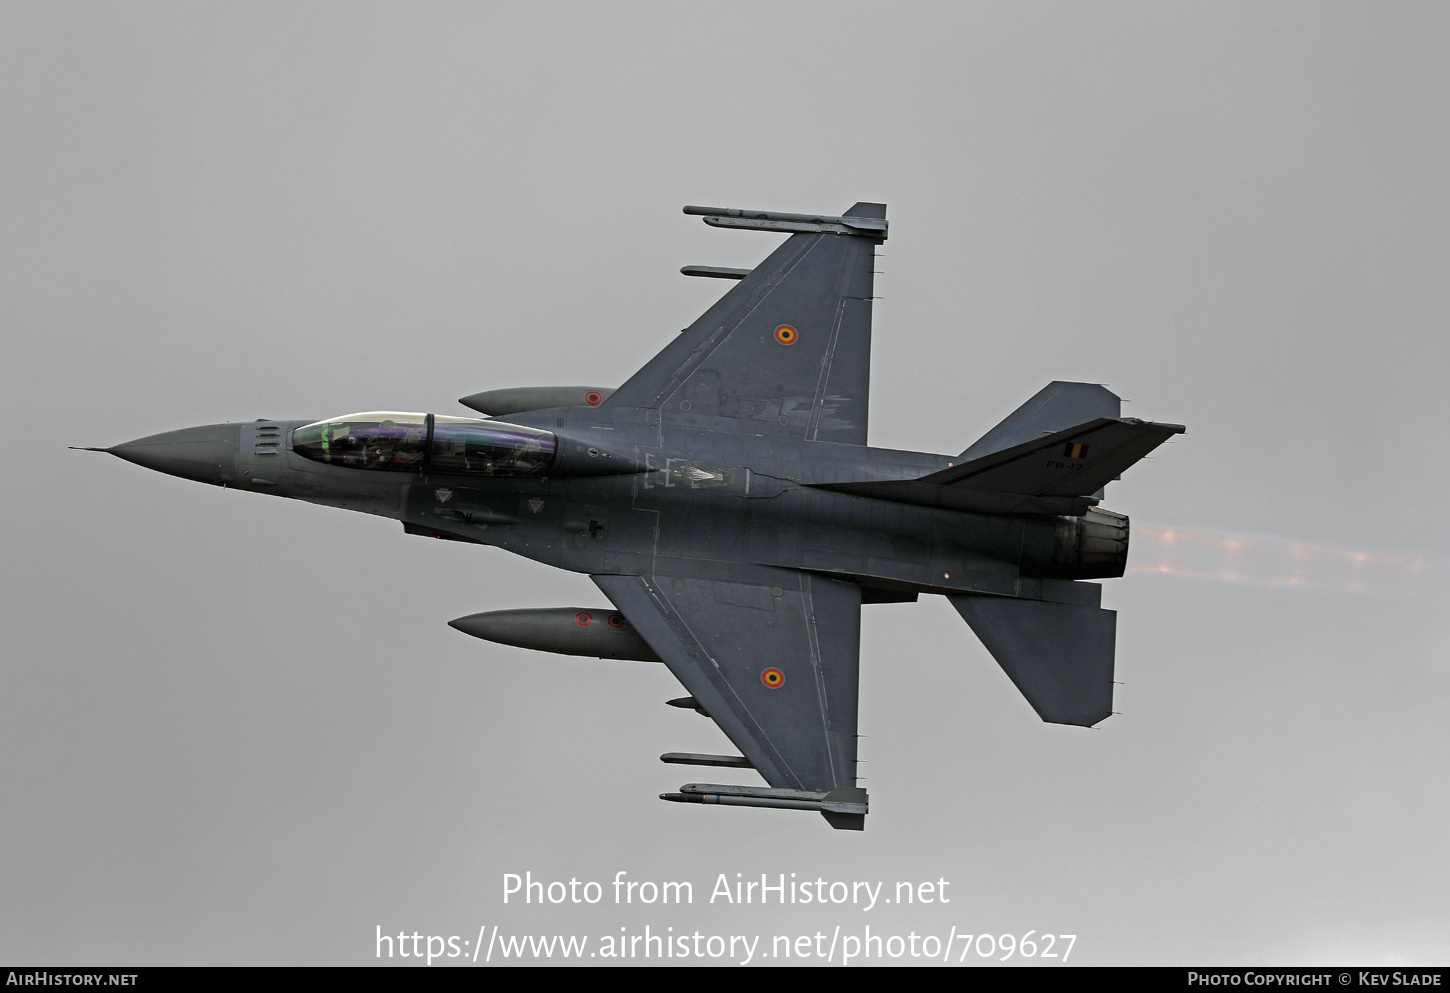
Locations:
2;1;1447;966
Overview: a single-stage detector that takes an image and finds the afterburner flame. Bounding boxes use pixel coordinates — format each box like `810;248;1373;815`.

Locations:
1130;525;1436;595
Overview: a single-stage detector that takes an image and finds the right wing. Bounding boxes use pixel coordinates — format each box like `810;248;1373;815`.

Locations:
591;568;862;794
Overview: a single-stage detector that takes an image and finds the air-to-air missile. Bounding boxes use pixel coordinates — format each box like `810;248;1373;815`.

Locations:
82;201;1183;830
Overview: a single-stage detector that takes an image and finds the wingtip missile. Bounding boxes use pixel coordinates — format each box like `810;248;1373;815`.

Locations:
660;752;752;768
660;783;869;818
683;204;888;239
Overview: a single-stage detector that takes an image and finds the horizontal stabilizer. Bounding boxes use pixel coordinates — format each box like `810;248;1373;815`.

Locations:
948;594;1116;726
962;382;1120;460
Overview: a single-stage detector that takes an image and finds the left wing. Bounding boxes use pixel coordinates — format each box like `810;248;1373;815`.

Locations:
603;203;885;446
593;568;864;822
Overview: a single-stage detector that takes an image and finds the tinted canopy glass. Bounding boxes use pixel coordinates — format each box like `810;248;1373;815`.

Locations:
430;415;555;476
291;412;557;477
293;412;428;472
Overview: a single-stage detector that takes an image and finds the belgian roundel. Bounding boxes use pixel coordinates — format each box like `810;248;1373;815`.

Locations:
773;325;798;345
760;667;785;689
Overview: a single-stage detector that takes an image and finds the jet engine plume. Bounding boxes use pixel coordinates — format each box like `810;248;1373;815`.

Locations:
1130;524;1439;596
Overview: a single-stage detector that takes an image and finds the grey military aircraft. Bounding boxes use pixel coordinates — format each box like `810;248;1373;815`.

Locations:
84;202;1182;830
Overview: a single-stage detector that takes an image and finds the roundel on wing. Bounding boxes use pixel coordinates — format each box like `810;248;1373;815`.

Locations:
584;391;603;406
773;324;798;345
761;667;785;689
607;613;626;629
575;612;592;626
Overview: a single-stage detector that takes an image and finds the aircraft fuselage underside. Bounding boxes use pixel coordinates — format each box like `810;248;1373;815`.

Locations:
232;413;1118;601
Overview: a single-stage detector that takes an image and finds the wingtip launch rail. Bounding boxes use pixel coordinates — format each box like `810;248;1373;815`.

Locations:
683;203;888;239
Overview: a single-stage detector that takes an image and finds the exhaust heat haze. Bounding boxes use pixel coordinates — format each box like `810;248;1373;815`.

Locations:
1130;525;1439;597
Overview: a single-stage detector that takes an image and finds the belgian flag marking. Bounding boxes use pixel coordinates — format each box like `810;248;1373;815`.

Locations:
761;667;785;689
774;324;798;345
1063;443;1090;459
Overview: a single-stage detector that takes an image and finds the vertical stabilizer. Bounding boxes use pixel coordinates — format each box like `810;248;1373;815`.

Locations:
961;382;1120;460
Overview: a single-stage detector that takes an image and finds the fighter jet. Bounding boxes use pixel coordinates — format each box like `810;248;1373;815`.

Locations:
84;202;1182;830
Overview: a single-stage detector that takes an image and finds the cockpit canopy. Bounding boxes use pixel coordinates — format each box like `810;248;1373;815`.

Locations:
292;412;556;476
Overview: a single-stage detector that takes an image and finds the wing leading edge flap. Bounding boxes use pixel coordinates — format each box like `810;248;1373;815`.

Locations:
948;593;1116;727
593;570;863;809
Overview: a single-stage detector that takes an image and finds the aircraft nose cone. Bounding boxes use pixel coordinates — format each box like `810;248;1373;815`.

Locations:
109;423;242;486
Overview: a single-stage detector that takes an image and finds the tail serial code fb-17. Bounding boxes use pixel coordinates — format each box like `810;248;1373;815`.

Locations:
81;202;1183;830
